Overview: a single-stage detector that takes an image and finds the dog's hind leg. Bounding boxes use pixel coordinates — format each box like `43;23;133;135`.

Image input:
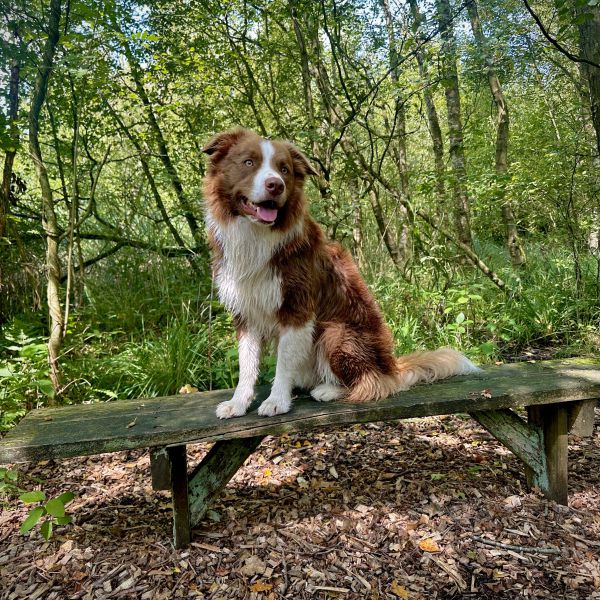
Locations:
310;383;345;402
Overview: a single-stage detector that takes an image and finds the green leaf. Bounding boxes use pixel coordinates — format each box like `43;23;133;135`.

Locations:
56;491;75;506
40;519;53;540
54;515;73;526
19;507;45;534
455;312;465;324
430;473;445;481
45;498;66;518
19;491;46;503
36;379;56;398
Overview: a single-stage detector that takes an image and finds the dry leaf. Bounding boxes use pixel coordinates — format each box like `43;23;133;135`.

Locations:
418;538;441;553
249;580;273;593
126;418;137;428
240;555;266;577
481;389;492;398
390;580;409;598
179;384;198;394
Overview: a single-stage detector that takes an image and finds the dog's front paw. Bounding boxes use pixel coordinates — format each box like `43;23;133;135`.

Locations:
215;400;248;419
257;395;291;417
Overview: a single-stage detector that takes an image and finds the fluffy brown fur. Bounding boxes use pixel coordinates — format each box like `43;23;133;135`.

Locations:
203;129;477;415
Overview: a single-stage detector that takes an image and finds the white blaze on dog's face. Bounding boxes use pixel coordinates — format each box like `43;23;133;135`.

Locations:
202;129;316;229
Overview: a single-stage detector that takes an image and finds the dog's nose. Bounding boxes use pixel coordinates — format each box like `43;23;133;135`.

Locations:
265;177;284;197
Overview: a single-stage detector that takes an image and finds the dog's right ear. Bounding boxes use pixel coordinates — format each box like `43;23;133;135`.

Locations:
202;129;245;162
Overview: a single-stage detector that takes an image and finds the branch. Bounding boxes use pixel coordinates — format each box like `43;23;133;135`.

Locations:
522;0;600;69
58;242;125;282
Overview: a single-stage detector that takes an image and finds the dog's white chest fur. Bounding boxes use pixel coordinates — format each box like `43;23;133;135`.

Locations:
209;216;283;336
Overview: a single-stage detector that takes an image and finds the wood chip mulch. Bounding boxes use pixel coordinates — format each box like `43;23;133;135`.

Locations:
1;412;600;599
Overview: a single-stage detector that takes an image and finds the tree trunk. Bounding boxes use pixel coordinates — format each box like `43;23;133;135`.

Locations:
408;0;447;207
28;0;63;399
467;0;526;267
1;53;20;241
381;0;412;269
435;0;473;249
578;5;600;157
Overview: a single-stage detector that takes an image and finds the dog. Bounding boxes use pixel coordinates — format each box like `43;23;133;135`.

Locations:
202;128;479;419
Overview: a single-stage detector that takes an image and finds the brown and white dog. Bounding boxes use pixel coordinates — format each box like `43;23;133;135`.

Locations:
202;128;479;419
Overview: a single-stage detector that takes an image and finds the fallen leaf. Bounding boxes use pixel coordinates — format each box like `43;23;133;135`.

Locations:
418;538;441;553
390;580;409;598
179;384;198;394
240;555;266;577
126;418;137;428
250;580;273;593
481;389;492;398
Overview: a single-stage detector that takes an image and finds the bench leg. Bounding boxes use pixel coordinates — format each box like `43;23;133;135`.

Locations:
188;436;264;529
472;406;568;505
168;445;191;548
527;404;568;505
150;447;171;491
568;399;596;437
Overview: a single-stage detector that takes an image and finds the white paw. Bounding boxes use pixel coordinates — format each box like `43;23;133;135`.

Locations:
215;400;248;419
311;384;344;402
257;395;291;417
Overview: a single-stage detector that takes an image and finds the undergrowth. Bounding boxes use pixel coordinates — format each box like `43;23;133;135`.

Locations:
0;242;598;432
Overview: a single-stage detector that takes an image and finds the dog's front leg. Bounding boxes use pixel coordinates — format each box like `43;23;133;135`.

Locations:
216;330;262;419
258;322;314;417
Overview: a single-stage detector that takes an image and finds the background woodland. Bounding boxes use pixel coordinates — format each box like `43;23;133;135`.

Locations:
1;0;599;429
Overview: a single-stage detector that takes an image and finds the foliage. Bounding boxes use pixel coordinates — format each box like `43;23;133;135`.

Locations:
0;0;599;430
18;490;75;540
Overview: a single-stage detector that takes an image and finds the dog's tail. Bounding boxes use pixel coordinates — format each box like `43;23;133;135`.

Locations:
394;347;480;390
345;347;480;404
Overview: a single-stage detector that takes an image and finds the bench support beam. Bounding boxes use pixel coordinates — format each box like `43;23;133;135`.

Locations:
188;436;265;529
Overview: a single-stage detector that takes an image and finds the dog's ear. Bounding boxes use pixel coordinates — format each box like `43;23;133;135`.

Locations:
285;143;318;177
202;129;245;161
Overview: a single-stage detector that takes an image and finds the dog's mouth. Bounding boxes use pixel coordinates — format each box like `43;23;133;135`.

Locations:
240;197;279;225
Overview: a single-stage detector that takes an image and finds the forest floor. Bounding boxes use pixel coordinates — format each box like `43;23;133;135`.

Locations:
1;410;600;599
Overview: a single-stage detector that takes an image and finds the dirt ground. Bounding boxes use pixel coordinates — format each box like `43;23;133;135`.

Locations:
1;411;600;599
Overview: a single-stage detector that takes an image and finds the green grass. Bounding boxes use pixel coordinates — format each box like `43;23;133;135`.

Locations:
1;241;598;431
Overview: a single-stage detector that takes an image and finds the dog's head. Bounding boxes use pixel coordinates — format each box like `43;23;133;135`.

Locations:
202;128;317;229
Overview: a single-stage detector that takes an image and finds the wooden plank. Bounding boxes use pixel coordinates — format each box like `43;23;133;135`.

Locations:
2;360;600;464
470;409;547;485
568;399;596;437
188;436;264;528
527;405;569;504
150;447;171;491
168;445;191;548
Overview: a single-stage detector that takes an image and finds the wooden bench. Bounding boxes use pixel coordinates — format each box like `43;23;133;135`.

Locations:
1;359;598;548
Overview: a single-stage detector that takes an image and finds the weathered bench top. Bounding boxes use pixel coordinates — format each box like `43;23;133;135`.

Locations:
1;359;599;464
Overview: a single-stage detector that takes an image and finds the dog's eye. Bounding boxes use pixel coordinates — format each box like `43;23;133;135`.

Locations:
281;166;289;174
244;159;254;167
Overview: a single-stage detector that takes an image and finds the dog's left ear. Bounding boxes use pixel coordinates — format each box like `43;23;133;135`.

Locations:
202;129;245;161
285;143;318;177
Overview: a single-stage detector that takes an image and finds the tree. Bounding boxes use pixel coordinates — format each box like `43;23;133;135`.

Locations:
28;0;63;396
467;0;526;267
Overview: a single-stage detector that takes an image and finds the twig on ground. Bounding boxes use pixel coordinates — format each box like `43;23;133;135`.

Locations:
473;535;560;555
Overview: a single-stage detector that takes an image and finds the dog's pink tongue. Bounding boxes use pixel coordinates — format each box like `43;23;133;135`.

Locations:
256;206;278;222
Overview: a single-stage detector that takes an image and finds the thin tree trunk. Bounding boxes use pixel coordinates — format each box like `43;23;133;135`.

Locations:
435;0;473;249
1;54;20;240
467;0;526;267
578;4;600;157
409;0;447;207
119;40;206;254
29;0;63;399
381;0;412;268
